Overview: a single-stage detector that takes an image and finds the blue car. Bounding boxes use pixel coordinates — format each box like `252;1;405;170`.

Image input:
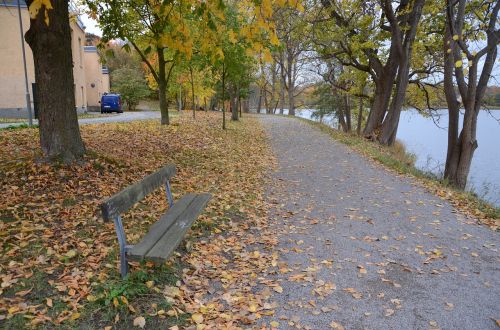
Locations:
100;94;123;113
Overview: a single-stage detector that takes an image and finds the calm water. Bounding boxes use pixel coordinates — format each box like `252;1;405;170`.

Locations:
287;108;500;206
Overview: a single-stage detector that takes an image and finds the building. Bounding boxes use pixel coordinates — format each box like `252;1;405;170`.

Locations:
0;0;109;118
84;46;110;111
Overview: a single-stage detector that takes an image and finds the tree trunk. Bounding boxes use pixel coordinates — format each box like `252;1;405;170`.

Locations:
362;72;394;138
238;95;242;118
357;97;363;135
231;87;239;121
279;75;285;114
344;94;352;132
157;48;169;125
378;56;410;145
264;89;270;114
257;87;262;113
379;0;425;146
190;66;195;119
222;64;226;129
442;0;499;189
287;54;295;116
25;0;85;162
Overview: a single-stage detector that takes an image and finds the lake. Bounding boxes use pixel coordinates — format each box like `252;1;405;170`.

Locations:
284;108;500;206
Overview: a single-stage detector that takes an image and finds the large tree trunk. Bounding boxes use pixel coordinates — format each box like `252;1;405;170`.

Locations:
25;0;85;162
363;73;394;138
443;0;499;189
378;55;410;145
157;48;169;125
379;0;425;146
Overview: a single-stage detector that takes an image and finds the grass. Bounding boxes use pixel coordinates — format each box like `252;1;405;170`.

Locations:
297;117;500;224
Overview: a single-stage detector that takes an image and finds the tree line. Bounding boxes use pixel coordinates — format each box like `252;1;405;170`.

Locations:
23;0;499;193
256;0;499;190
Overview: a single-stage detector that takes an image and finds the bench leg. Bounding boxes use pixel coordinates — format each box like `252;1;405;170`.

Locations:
166;181;174;207
113;216;129;278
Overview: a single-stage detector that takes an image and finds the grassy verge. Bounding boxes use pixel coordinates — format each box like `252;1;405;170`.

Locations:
298;117;500;228
0;112;276;328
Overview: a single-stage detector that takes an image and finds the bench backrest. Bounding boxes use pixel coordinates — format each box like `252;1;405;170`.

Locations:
101;164;176;221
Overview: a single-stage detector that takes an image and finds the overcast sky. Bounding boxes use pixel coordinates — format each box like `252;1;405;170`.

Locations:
80;14;102;36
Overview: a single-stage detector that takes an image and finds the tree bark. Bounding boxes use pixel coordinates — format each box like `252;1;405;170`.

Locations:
443;0;499;189
378;0;425;146
256;86;262;113
231;86;239;121
344;94;352;132
362;72;394;138
222;64;226;129
357;97;363;135
287;51;295;116
157;48;169;125
190;65;195;119
25;0;85;162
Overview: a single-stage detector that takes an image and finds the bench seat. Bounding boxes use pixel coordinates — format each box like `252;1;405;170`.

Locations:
128;193;211;263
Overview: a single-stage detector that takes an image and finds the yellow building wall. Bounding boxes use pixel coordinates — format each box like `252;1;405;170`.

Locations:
84;47;110;109
0;6;34;112
0;4;88;117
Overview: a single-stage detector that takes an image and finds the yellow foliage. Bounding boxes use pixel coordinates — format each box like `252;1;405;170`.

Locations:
28;0;53;25
263;49;273;63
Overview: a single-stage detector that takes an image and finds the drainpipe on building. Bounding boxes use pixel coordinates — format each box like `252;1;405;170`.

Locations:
17;0;33;126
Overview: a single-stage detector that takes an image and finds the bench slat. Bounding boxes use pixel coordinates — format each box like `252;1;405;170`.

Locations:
144;193;211;263
127;194;196;260
101;164;176;221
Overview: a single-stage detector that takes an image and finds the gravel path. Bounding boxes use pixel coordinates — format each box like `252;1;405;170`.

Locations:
260;115;499;330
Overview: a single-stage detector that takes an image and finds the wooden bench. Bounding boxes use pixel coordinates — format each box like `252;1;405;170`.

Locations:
100;164;211;278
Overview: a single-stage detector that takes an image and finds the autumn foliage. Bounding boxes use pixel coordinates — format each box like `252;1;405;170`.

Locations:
0;113;278;328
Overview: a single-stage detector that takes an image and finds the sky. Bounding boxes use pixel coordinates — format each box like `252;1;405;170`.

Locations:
80;14;102;36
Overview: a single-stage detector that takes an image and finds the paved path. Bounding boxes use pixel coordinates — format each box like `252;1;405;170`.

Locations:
0;111;161;129
260;116;499;330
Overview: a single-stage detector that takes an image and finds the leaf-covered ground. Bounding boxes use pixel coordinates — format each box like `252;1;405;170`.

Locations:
0;112;280;329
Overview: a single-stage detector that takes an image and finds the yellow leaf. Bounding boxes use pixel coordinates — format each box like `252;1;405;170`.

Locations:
263;49;273;63
452;34;459;41
270;321;279;328
120;296;129;305
113;297;119;307
455;60;463;68
270;33;280;46
133;316;146;328
192;313;204;324
65;249;77;258
228;30;238;44
70;312;80;320
87;295;97;302
145;281;154;288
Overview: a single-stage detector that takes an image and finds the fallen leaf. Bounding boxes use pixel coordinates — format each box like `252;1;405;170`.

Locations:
133;316;146;328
